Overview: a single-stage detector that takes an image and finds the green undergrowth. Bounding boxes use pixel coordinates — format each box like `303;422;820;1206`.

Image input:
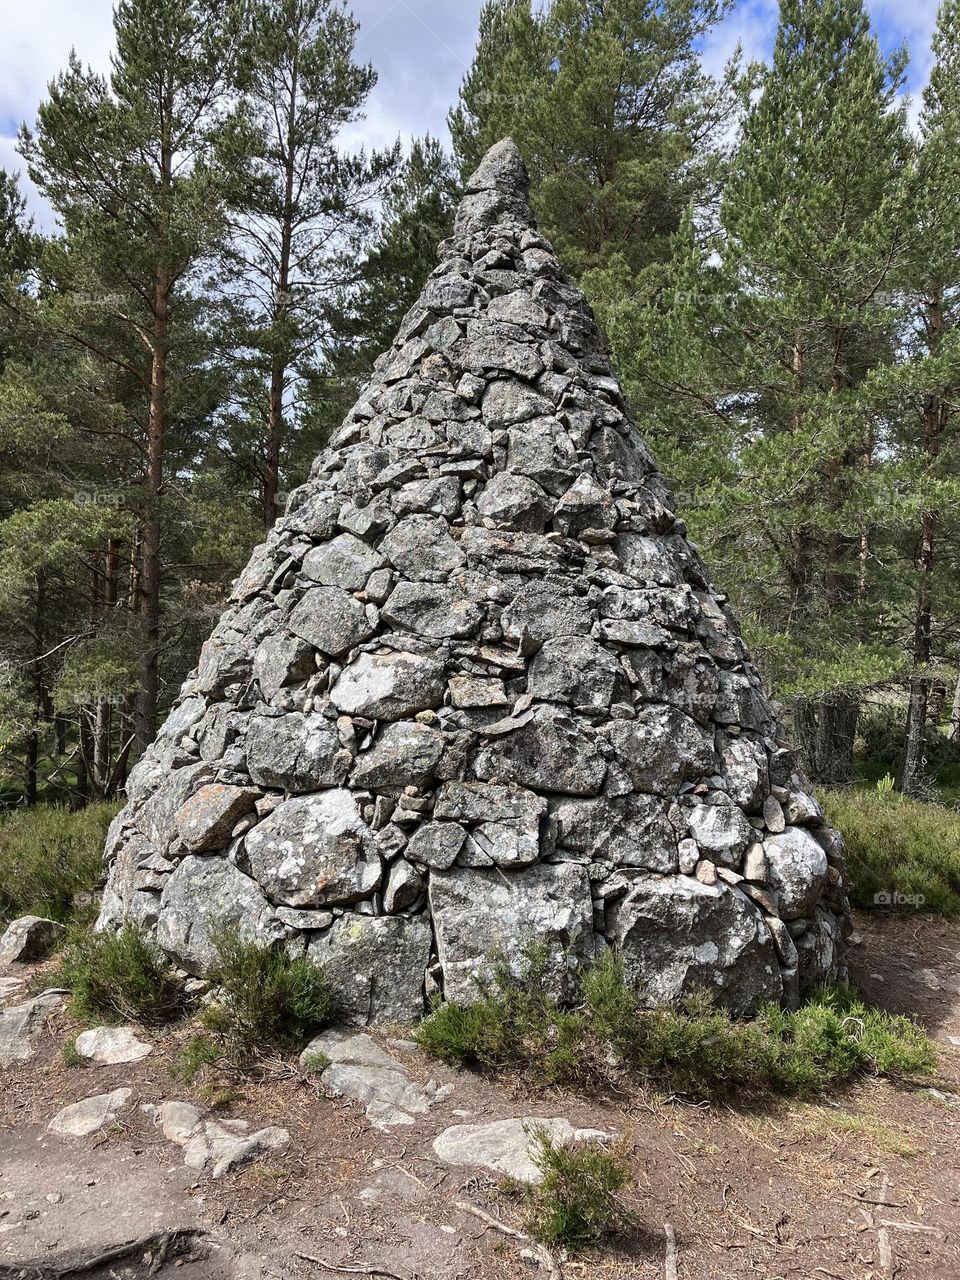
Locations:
50;923;185;1026
503;1127;636;1250
415;951;935;1100
199;927;338;1064
0;802;119;928
823;786;960;916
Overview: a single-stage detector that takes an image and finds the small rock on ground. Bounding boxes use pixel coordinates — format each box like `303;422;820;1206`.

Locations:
300;1029;453;1130
75;1026;153;1065
0;992;63;1069
146;1101;290;1178
0;915;65;965
433;1116;616;1183
48;1088;133;1137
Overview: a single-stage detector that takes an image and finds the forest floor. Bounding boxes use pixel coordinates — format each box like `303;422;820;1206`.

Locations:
1;910;958;1280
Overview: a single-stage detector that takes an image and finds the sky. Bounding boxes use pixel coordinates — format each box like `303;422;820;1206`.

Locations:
0;0;945;231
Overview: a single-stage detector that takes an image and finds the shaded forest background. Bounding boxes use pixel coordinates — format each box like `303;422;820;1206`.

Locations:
1;0;959;811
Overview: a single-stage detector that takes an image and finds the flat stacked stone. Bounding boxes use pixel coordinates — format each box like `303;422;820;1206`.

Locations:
97;139;849;1022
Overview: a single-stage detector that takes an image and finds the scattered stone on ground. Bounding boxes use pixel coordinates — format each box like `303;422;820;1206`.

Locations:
144;1101;290;1178
433;1116;617;1184
299;1028;454;1129
0;916;65;965
48;1088;133;1137
74;1025;153;1065
0;992;63;1069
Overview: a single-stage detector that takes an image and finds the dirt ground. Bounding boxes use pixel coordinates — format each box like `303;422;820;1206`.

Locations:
1;909;958;1280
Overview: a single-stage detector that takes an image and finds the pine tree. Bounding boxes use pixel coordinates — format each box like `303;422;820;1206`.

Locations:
889;0;960;793
450;0;740;283
302;136;458;461
221;0;398;528
0;171;36;371
602;0;912;782
19;0;243;754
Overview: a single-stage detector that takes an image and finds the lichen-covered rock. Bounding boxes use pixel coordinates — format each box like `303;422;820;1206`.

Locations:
176;784;259;853
352;721;445;791
607;706;717;795
528;636;628;710
288;586;375;656
552;794;677;872
382;581;483;639
158;857;283;974
307;915;431;1024
244;791;382;908
473;706;607;796
429;862;595;1003
0;992;63;1068
302;532;385;589
253;633;315;699
330;651;446;720
684;797;754;864
608;876;783;1016
763;827;829;920
246;711;348;792
97;137;847;1021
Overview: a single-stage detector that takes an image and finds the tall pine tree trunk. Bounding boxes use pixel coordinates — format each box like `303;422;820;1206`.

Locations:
807;329;860;783
92;541;119;799
949;675;960;743
135;268;170;756
898;288;944;794
261;59;298;531
24;575;48;806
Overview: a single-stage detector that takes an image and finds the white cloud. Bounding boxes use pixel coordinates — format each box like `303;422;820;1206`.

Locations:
0;0;115;229
0;0;947;231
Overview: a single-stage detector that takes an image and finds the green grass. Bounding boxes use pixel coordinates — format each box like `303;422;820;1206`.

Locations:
824;786;960;916
0;802;119;928
200;927;338;1064
508;1127;635;1250
415;952;935;1100
50;923;185;1026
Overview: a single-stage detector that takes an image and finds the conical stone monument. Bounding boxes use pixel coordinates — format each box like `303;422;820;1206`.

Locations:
98;140;850;1023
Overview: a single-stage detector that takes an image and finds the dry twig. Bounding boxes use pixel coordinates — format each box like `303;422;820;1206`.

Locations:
455;1200;562;1278
292;1254;410;1280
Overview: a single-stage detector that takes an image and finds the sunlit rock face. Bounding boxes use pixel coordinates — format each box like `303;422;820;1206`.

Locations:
97;139;850;1023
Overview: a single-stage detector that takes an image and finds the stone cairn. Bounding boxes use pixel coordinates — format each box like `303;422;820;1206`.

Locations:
98;139;850;1024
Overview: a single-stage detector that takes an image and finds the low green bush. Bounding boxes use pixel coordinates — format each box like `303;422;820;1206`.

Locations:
176;1033;222;1082
416;952;935;1100
0;802;119;928
512;1127;635;1250
823;786;960;916
201;927;338;1063
51;924;185;1026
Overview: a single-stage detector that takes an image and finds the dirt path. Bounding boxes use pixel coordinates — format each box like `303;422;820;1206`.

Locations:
1;910;958;1280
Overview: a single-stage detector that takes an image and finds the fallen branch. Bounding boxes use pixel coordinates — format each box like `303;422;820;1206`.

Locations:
455;1200;562;1278
879;1219;944;1237
292;1254;410;1280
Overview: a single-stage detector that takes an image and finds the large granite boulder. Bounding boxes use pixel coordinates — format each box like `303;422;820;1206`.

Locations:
96;138;849;1024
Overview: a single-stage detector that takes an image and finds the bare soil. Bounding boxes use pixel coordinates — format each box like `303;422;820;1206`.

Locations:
1;909;958;1280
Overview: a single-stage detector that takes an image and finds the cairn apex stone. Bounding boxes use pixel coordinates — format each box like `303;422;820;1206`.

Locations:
465;138;530;196
97;138;848;1023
